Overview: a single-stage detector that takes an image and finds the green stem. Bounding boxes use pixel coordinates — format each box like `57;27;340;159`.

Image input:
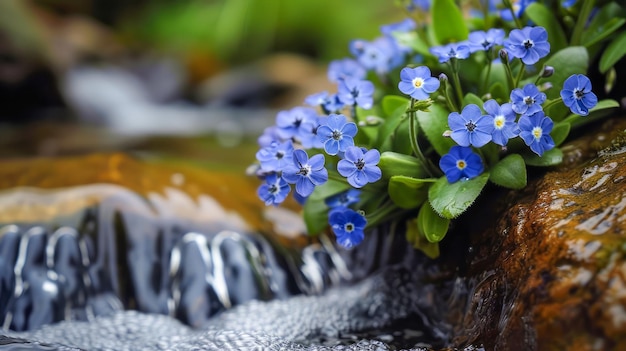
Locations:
571;0;595;46
365;200;404;228
542;97;563;111
448;60;464;108
481;49;494;94
503;0;523;29
441;78;459;112
502;57;515;91
409;99;435;177
514;62;526;88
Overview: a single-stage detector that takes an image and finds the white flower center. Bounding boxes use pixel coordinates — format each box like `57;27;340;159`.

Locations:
412;77;424;88
456;160;467;170
532;126;543;140
494;115;505;129
344;222;355;233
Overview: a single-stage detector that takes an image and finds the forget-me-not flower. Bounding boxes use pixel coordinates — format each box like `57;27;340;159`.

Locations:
518;111;555;156
282;149;328;197
257;126;282;148
381;18;416;55
337;146;382;188
316;114;357;155
257;173;291;206
439;146;484;183
448;104;494;148
560;74;598;116
467;28;505;53
329;207;366;249
429;42;471;63
305;91;345;114
350;37;403;75
483;100;519;146
275;107;319;142
505;26;550;65
256;140;294;172
327;58;367;83
325;189;361;209
398;66;440;100
337;78;375;109
510;83;546;115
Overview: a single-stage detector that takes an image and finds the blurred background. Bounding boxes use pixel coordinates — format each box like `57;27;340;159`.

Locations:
0;0;402;169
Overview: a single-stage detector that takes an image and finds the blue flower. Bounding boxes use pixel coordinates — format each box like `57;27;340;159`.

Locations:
398;66;440;100
505;26;550;65
257;126;282;148
510;83;546;115
350;37;403;75
483;100;519;146
275;107;319;142
560;74;598;116
439;146;484;183
327;58;367;83
329;208;366;249
325;189;361;209
562;0;577;8
282;149;328;197
448;104;494;148
316;114;357;155
468;28;505;53
305;91;345;114
429;42;471;63
407;0;430;11
518;111;555;156
337;146;382;188
255;140;294;172
257;173;290;206
337;78;375;109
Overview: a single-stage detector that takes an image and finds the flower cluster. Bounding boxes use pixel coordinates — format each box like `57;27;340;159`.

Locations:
253;0;620;255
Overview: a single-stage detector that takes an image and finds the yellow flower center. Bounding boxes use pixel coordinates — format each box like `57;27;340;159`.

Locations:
532;127;542;139
494;116;505;129
412;77;424;88
456;160;467;170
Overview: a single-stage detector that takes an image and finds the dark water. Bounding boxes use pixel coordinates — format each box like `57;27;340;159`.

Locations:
0;183;460;350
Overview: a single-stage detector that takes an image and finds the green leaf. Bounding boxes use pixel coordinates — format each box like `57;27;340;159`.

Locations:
415;103;456;156
431;0;468;44
378;151;429;179
523;3;568;53
523;147;563;166
582;2;626;48
543;47;589;98
308;179;350;201
600;31;626;73
382;95;410;117
489;154;527;190
303;197;328;236
428;173;490;219
388;176;435;209
551;122;571;146
405;218;440;259
418;204;450;243
462;93;484;109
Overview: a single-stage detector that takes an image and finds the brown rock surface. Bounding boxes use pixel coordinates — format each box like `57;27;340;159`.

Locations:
457;121;626;350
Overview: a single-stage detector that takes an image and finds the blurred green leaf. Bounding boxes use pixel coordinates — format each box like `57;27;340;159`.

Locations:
406;217;440;259
431;0;468;44
388;175;435;209
463;93;484;109
303;197;328;236
551;122;571;146
582;2;626;48
600;31;626;73
418;203;450;243
379;152;429;179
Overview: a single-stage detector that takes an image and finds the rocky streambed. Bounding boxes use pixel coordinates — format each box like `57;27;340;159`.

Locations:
0;119;625;350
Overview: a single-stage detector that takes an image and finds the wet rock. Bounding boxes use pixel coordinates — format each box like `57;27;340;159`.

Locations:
455;121;626;350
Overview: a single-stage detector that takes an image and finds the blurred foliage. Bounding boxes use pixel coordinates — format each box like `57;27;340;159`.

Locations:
117;0;401;64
